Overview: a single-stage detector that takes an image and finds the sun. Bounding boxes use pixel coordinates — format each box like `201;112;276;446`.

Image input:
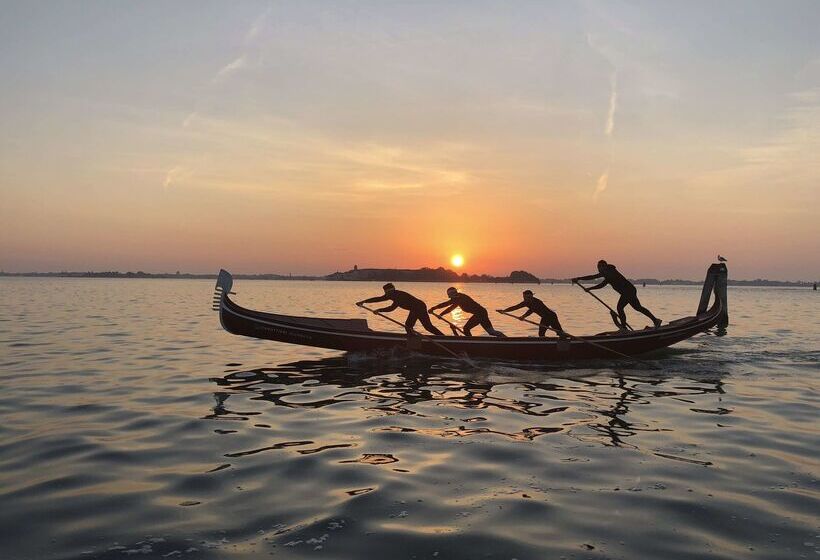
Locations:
450;254;465;268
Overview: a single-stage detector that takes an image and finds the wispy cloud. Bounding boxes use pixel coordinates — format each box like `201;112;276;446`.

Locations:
150;111;473;199
163;166;189;189
245;5;272;44
593;169;608;202
689;87;820;200
586;33;618;201
330;143;470;196
182;111;198;128
605;71;617;136
210;6;271;84
213;55;248;83
173;6;273;178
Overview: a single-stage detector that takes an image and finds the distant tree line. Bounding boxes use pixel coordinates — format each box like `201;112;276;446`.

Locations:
0;269;813;287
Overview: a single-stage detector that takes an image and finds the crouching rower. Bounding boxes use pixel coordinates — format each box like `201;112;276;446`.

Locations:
499;290;566;337
356;283;444;336
429;287;506;337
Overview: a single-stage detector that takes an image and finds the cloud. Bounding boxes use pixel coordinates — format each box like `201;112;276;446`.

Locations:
245;5;272;44
182;111;198;128
330;143;470;195
210;7;271;84
605;71;617;136
163;166;188;189
593;169;608;202
213;55;248;82
688;87;820;203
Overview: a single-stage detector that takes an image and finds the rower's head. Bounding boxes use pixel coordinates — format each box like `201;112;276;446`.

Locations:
523;289;533;301
597;259;608;272
382;283;396;294
446;286;458;299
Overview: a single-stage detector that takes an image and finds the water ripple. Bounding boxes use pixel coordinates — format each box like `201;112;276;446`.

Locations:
1;279;818;560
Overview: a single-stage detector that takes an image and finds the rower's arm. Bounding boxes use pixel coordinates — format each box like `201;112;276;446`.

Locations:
501;302;526;313
430;302;457;315
574;273;602;282
588;280;608;291
439;304;458;315
359;295;389;304
520;309;534;319
375;302;399;313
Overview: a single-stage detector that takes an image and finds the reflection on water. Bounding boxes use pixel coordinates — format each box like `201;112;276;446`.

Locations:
209;356;727;453
0;279;818;560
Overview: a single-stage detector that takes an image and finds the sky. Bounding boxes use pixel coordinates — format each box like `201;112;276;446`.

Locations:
1;1;818;280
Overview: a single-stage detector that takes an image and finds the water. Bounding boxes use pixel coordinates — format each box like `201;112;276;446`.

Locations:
1;278;818;560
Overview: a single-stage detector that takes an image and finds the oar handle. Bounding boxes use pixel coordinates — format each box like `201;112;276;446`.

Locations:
497;309;540;328
430;311;465;335
572;282;633;331
497;309;642;363
357;304;473;364
358;303;408;330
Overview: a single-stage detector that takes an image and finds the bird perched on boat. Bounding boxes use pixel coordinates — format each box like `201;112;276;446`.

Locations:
429;287;506;337
499;290;566;337
572;260;662;330
356;284;444;336
718;255;727;262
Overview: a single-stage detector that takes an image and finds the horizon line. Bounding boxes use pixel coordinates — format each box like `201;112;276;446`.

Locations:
0;269;816;285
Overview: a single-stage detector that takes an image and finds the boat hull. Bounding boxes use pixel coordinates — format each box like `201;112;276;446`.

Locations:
214;267;727;361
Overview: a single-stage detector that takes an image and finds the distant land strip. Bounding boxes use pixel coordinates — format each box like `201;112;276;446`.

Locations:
0;267;815;287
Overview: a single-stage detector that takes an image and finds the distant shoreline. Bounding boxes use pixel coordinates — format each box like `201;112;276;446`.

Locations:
0;270;814;288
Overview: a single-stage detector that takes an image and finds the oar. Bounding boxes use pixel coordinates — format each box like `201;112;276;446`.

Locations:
573;282;633;331
496;309;641;363
357;304;474;366
430;311;465;336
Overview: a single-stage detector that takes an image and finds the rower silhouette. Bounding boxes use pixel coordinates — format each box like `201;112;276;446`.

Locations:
429;287;505;337
499;290;566;337
573;260;662;329
356;284;444;336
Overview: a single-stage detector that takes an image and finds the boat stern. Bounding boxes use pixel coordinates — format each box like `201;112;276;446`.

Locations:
697;263;728;328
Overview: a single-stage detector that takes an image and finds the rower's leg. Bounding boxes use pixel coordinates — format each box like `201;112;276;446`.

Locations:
405;311;419;335
616;295;630;330
418;310;445;336
480;313;506;337
538;318;548;337
546;311;567;337
629;295;661;327
463;314;480;337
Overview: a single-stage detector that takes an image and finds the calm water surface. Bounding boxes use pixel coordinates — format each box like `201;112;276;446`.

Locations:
1;279;818;559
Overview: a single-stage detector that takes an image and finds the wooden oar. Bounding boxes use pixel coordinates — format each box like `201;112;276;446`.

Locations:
573;282;633;331
496;309;641;363
430;311;466;336
357;304;474;366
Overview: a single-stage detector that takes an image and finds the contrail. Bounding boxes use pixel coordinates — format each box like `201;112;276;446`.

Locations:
605;71;617;136
593;169;609;202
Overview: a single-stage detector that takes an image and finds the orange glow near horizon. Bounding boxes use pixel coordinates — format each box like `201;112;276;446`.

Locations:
450;254;465;268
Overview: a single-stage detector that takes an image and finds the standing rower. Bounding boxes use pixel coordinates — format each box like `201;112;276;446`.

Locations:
356;284;444;336
572;260;662;329
429;287;505;337
499;290;566;337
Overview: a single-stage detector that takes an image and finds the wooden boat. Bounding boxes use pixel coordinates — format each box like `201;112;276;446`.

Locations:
212;263;728;361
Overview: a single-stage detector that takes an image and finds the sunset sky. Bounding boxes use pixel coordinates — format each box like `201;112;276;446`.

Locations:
1;1;818;280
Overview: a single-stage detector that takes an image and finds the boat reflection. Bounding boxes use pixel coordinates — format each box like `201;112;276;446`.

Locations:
207;354;728;453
